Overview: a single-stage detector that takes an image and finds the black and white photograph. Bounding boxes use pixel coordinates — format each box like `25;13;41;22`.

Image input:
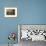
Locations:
18;25;46;46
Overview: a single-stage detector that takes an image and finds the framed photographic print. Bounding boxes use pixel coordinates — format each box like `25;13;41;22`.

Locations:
18;24;46;42
4;7;17;17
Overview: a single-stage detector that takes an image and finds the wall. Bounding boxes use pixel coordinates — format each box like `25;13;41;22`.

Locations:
0;0;46;44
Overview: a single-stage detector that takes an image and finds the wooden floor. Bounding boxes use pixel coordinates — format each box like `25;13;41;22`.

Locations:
0;40;46;46
0;44;18;46
19;39;46;46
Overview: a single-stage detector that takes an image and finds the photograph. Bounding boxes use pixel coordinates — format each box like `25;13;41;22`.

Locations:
18;24;46;46
4;7;17;17
18;24;46;41
6;9;15;15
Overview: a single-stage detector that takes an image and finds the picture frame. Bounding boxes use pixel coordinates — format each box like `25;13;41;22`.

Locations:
4;7;17;17
18;24;46;42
